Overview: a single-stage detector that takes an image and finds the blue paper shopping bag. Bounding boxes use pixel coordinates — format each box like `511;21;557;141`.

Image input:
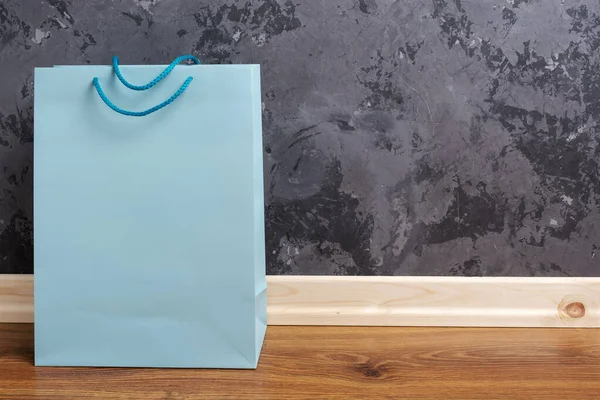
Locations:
33;55;267;368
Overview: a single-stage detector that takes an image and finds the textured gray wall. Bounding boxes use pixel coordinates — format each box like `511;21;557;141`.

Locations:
1;0;599;275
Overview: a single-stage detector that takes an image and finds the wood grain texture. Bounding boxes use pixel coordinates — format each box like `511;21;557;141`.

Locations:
268;276;600;327
0;275;32;323
3;275;600;326
1;324;600;399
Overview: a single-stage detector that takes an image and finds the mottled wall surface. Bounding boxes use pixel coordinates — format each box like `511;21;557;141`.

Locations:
0;0;599;275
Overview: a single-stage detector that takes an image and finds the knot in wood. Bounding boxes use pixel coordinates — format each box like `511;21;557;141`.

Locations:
562;301;585;319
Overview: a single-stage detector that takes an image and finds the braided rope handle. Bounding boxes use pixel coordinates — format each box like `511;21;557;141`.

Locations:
92;55;201;117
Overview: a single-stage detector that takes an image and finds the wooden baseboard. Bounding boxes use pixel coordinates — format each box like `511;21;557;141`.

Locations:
0;275;33;323
2;275;599;327
268;276;599;327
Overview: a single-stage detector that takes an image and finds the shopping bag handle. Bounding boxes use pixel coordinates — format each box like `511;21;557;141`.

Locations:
112;55;200;91
92;55;201;117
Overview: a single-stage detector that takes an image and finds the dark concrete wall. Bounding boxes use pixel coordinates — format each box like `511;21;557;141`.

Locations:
1;0;599;275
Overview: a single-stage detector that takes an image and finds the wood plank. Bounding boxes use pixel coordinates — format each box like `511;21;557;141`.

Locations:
2;275;600;327
1;323;600;399
0;275;33;323
268;276;600;327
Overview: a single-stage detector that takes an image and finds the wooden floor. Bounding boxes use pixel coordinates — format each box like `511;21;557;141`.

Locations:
1;324;600;399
